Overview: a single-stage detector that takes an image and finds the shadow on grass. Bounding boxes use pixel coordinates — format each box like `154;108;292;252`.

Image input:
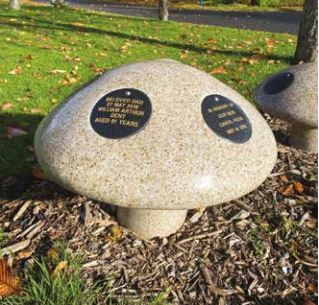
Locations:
0;12;292;63
0;112;116;220
0;112;67;200
0;112;43;180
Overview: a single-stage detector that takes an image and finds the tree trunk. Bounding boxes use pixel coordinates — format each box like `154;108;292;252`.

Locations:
9;0;20;10
293;0;318;64
159;0;169;21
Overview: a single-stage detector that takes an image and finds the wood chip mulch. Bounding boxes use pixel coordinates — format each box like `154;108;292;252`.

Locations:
0;116;317;305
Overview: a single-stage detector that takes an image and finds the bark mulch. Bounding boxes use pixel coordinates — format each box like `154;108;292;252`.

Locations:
0;116;317;305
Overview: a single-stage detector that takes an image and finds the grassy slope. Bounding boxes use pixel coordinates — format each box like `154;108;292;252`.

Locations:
0;2;295;178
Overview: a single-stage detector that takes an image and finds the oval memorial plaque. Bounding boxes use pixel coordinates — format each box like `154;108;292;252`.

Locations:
263;72;294;95
90;88;152;139
201;94;252;143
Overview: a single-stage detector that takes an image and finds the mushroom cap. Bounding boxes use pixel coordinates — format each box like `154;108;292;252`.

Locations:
35;59;277;210
254;63;318;127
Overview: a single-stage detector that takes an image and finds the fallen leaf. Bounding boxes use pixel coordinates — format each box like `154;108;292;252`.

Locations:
279;174;289;183
108;225;123;241
8;67;22;75
16;250;33;260
207;38;217;44
248;58;258;65
32;166;47;180
210;67;227;75
6;126;27;138
179;50;189;60
0;259;20;297
307;283;317;293
283;217;293;230
30;108;42;114
265;38;275;48
278;184;294;196
70;22;86;27
52;261;68;278
1;103;13;111
47;248;59;260
305;218;316;229
50;69;66;74
25;54;34;60
293;181;304;194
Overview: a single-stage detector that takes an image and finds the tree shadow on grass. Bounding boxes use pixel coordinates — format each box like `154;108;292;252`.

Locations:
0;112;116;217
0;113;43;180
0;112;71;200
0;14;292;63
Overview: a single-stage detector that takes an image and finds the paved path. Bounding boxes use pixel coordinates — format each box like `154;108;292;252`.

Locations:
66;1;301;34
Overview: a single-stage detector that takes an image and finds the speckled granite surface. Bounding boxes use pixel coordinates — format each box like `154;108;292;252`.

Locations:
254;62;318;153
35;59;277;210
254;63;318;127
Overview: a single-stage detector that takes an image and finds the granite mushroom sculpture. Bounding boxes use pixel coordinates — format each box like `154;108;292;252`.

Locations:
254;63;318;153
35;59;277;239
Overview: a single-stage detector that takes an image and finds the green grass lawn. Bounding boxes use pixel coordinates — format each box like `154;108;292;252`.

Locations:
0;2;296;178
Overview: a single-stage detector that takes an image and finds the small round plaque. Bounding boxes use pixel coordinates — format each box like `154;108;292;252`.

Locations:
201;94;252;143
263;72;294;95
90;88;152;139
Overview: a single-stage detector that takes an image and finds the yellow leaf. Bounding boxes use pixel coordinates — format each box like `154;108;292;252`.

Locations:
70;22;86;27
283;217;293;230
0;259;20;297
30;108;42;114
52;261;68;278
47;248;59;260
108;225;123;241
50;69;66;74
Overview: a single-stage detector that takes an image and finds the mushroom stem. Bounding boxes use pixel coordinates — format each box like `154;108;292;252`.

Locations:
289;123;318;153
116;207;187;240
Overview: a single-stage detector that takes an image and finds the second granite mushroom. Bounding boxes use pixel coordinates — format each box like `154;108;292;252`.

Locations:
254;62;318;152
